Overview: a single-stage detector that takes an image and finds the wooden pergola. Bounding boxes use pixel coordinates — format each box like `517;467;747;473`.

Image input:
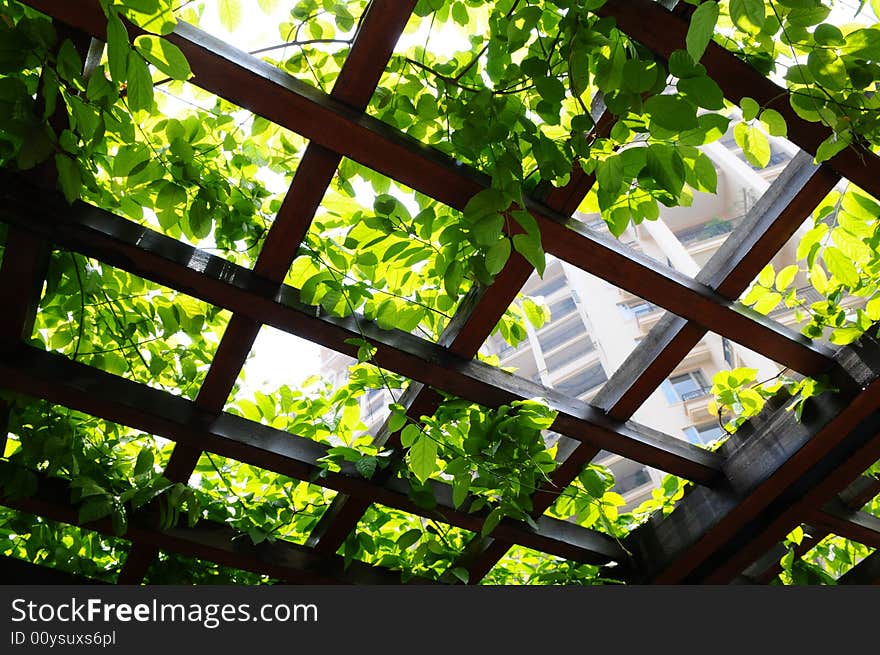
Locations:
1;0;879;585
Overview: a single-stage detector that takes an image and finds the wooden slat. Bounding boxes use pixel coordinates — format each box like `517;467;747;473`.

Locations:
130;0;419;581
306;99;614;557
594;153;841;418
0;464;416;585
808;501;880;550
739;475;880;584
838;550;880;585
627;332;880;583
0;179;722;482
459;152;841;583
0;344;629;568
19;0;835;376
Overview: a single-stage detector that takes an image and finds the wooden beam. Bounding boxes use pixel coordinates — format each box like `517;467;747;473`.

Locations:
0;463;416;584
739;475;879;583
808;501;880;550
594;153;841;419
0;344;629;568
458;153;841;583
627;332;880;583
18;0;835;376
838;550;880;585
134;0;419;582
0;181;722;481
305;100;615;557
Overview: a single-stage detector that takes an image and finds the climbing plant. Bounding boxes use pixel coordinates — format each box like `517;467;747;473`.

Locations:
0;0;878;585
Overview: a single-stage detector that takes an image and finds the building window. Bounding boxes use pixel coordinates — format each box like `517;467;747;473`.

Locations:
554;363;608;397
661;370;711;403
617;300;658;320
683;422;727;446
615;466;652;495
722;337;735;367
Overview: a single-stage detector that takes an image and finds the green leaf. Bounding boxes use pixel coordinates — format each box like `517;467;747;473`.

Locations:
759;108;787;137
621;59;658;93
400;423;420;448
740;97;760;122
734;123;771;168
409;434;438;483
753;291;782;314
55;154;81;204
646;144;686;196
758;264;775;287
471;213;504;247
830;327;863;345
134;447;155;477
691;151;718;193
355;455;378;479
823;246;860;287
686;1;718;62
513;233;546;276
450;567;470;584
775;264;799;291
126;50;154;112
522;297;548;329
452;475;470;508
78;497;113;524
106;11;130;85
644;94;699;132
730;0;765;33
807;49;848;91
678;75;724;110
156;181;187;209
133;35;191;80
218;0;241;31
396;528;422;550
481;507;505;537
815;131;851;164
485;237;511;275
388;409;407;434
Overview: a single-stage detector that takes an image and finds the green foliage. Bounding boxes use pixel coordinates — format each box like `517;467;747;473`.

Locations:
2;0;880;586
741;184;880;347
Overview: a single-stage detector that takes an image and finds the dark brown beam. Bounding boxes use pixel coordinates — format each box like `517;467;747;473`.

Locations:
136;0;418;582
807;501;880;550
18;0;835;376
459;152;841;583
306;100;614;557
596;0;880;202
627;332;880;583
740;475;880;584
0;463;415;584
0;344;628;568
594;153;841;419
0;228;50;348
838;550;880;585
0;179;722;481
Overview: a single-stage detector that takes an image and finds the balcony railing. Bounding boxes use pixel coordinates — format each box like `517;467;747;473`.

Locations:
679;387;713;402
674;216;744;246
